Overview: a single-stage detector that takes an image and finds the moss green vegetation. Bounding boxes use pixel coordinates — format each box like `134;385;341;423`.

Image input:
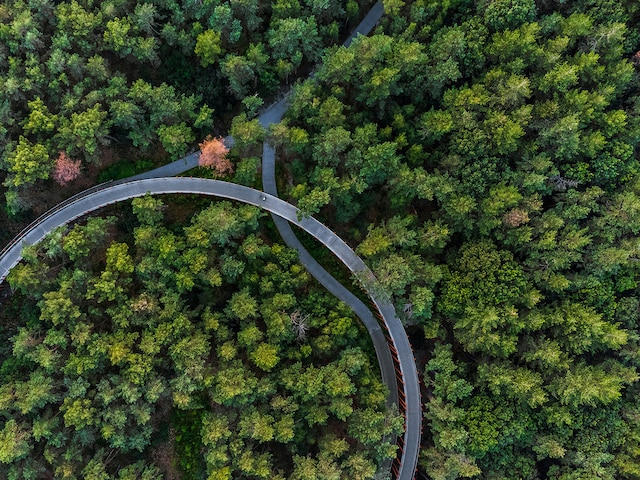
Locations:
273;0;640;478
0;197;401;478
5;0;640;478
0;0;373;215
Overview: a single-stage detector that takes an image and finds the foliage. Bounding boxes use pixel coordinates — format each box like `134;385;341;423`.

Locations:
0;0;371;213
280;0;640;477
52;151;81;186
97;158;154;183
0;198;399;478
198;136;232;175
6;0;640;477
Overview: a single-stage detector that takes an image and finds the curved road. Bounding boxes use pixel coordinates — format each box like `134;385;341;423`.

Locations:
0;3;421;479
0;179;421;480
260;4;421;478
0;179;381;287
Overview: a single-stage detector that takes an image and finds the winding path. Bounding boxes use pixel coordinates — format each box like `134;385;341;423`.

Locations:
0;3;421;479
0;177;420;478
258;6;422;476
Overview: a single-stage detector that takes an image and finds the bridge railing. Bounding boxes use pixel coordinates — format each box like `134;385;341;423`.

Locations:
0;180;120;261
371;302;420;480
1;175;420;480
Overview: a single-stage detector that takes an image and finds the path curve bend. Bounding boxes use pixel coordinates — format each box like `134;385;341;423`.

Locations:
0;3;421;478
259;2;421;477
0;177;421;479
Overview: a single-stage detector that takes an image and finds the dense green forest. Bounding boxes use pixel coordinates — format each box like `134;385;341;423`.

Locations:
4;0;640;479
0;197;401;478
273;0;640;478
0;0;373;216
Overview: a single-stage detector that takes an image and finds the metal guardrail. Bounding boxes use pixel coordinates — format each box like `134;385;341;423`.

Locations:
373;304;420;478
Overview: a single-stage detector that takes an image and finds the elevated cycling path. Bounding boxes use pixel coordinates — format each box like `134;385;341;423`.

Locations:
0;175;421;480
0;2;421;478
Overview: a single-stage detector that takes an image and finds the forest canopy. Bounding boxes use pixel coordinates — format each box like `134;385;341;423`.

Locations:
0;197;401;479
268;0;640;478
0;0;374;214
4;0;640;479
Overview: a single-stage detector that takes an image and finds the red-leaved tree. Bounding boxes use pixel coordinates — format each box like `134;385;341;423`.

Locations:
198;136;232;175
53;151;81;186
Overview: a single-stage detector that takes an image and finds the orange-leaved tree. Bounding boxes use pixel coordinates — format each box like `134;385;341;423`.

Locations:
53;151;81;186
198;136;232;175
